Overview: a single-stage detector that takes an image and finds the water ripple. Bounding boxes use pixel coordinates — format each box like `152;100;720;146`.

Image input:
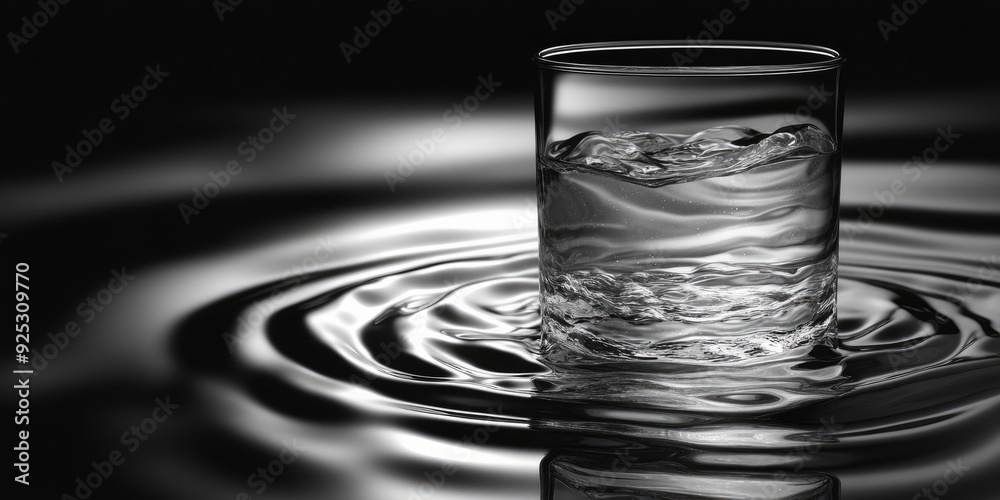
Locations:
171;201;999;499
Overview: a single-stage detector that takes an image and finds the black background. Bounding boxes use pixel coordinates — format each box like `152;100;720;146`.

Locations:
4;0;999;172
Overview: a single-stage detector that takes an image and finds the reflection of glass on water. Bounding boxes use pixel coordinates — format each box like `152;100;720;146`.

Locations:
537;124;840;365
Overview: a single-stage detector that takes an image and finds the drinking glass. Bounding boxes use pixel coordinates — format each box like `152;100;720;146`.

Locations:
534;41;844;379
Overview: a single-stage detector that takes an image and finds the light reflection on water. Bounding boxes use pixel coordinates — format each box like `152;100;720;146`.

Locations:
155;164;1000;499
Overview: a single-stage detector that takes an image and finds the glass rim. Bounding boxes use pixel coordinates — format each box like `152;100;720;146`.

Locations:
535;40;843;76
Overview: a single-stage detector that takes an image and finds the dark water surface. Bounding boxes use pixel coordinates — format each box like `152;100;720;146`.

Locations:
159;162;998;499
15;159;999;499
